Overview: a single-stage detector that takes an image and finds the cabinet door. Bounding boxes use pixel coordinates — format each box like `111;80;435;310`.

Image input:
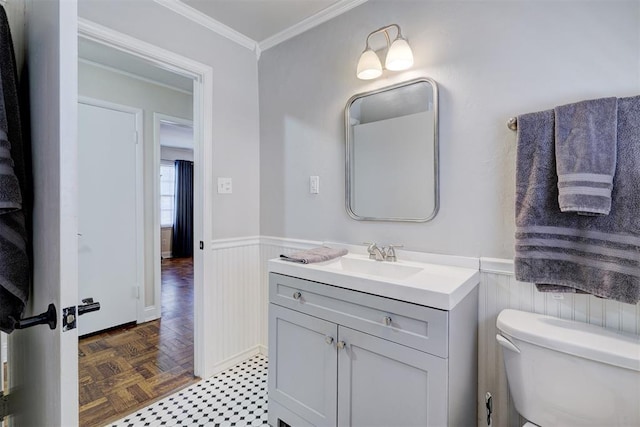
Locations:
269;304;338;427
337;327;448;427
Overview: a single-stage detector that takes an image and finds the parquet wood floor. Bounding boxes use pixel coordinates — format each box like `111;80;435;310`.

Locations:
79;257;197;427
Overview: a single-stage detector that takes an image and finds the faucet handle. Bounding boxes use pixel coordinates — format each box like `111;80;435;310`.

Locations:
385;244;403;262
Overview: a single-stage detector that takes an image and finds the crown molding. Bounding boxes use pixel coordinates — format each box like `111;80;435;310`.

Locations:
79;58;194;95
153;0;258;52
153;0;368;58
259;0;368;52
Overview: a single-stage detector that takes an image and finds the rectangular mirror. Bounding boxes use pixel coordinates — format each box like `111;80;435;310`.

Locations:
345;77;439;222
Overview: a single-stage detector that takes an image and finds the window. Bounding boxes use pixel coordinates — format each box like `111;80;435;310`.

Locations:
160;161;176;227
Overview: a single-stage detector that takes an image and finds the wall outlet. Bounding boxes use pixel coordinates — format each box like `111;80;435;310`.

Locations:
310;176;319;194
217;177;232;194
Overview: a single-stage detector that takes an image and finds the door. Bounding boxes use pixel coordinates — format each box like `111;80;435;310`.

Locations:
337;327;448;427
268;304;338;427
7;0;79;425
77;100;140;335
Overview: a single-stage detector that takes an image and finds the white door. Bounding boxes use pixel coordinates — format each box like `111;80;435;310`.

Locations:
7;0;79;425
77;101;140;336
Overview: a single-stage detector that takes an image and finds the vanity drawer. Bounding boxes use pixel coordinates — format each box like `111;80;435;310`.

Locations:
269;273;448;358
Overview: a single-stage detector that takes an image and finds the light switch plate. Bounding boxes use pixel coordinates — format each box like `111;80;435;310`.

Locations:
310;176;319;194
217;177;232;194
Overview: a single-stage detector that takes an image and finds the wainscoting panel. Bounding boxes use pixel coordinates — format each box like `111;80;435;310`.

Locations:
478;259;640;427
209;239;262;374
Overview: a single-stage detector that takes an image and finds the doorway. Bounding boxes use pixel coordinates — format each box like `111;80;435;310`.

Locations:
76;28;206;426
155;115;195;328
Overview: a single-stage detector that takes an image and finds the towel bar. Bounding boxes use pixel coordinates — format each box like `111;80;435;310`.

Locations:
507;117;517;131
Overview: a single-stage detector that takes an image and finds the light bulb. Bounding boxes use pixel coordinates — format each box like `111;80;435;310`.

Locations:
385;37;414;71
356;48;382;80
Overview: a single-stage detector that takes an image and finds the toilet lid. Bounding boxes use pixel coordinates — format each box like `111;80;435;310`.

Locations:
497;309;640;372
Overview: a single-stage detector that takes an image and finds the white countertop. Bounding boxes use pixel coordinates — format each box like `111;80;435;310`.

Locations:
268;246;480;311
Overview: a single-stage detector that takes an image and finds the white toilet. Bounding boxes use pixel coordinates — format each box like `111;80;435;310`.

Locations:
496;309;640;427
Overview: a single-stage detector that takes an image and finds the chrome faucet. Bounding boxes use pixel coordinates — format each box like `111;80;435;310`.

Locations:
365;242;387;261
365;243;403;262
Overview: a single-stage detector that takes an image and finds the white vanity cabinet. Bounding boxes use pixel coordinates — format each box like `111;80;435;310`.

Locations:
268;272;478;427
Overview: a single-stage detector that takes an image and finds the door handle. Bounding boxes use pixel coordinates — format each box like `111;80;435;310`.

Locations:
78;297;101;316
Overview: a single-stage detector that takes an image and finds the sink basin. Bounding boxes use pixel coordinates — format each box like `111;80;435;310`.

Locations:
268;246;480;310
324;256;422;280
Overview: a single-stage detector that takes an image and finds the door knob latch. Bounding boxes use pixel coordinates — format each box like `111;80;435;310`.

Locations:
78;297;101;316
62;306;76;331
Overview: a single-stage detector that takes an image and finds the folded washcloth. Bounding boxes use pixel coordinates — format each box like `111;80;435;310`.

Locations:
514;96;640;304
554;97;618;216
280;247;348;264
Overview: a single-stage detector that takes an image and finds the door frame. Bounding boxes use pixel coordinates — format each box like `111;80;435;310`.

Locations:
78;18;213;378
77;96;145;327
153;112;194;321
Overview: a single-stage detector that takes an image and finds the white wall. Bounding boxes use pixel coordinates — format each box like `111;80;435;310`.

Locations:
79;0;261;240
259;0;640;259
79;61;192;308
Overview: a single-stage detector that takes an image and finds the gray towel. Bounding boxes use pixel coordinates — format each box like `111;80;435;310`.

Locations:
555;97;618;216
280;247;348;264
0;6;30;333
514;96;640;304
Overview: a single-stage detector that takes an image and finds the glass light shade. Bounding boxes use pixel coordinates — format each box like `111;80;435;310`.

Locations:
356;49;383;80
385;38;414;71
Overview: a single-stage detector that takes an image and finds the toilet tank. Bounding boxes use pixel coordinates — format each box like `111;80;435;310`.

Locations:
496;309;640;427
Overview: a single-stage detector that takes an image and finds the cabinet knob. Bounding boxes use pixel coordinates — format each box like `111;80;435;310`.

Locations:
337;341;346;350
293;291;302;300
383;316;392;326
325;336;334;345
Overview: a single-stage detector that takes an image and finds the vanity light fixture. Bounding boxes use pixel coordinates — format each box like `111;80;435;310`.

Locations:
356;24;414;80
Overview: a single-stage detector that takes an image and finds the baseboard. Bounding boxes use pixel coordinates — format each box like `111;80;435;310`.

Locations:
144;305;160;322
161;251;172;258
210;345;262;375
258;344;268;356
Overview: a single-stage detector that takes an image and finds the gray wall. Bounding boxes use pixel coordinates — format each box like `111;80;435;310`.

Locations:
259;0;640;259
79;0;261;240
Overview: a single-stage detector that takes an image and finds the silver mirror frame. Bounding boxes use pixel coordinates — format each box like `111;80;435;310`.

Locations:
345;77;439;222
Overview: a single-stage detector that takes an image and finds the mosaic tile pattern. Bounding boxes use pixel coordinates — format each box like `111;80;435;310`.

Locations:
110;355;268;427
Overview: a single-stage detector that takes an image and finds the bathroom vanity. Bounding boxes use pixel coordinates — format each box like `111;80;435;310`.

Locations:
267;248;479;427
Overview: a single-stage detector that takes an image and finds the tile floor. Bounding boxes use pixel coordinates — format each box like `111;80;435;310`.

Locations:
109;355;268;427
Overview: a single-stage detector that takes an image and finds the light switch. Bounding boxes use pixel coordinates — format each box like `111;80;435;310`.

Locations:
310;176;320;194
217;177;232;194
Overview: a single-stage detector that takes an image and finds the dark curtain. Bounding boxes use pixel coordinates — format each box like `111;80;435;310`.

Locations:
172;160;193;258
